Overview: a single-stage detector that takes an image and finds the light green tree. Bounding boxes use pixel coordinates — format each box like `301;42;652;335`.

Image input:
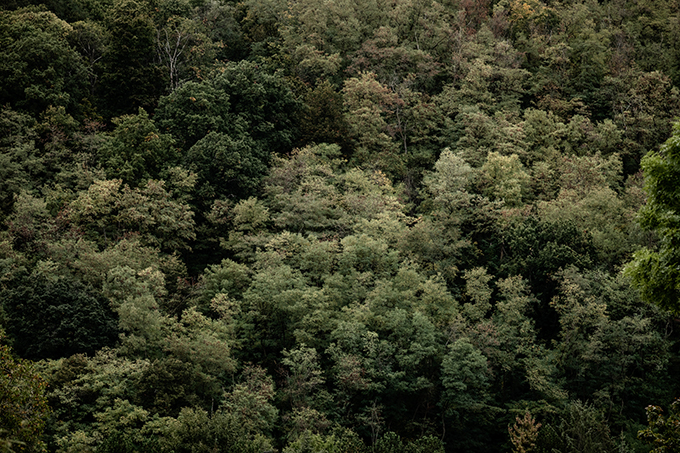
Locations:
626;122;680;315
440;338;490;414
479;151;530;206
639;398;680;453
0;340;49;453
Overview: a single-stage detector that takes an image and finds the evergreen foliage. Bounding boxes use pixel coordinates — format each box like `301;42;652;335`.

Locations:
1;0;679;451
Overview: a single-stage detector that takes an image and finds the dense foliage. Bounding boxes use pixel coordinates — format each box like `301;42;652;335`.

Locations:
1;0;680;451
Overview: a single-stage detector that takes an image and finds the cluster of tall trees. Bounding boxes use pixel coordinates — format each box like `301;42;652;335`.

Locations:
1;0;680;451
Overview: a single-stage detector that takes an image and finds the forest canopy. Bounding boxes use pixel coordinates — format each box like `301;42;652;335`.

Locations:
1;0;680;451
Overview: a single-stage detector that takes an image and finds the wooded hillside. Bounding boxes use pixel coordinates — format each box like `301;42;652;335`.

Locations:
1;0;680;451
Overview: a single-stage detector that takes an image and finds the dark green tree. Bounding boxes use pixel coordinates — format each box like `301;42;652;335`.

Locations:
156;60;300;203
99;108;178;187
499;218;596;295
1;273;119;360
0;6;87;115
186;131;267;201
536;401;616;453
99;0;165;119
